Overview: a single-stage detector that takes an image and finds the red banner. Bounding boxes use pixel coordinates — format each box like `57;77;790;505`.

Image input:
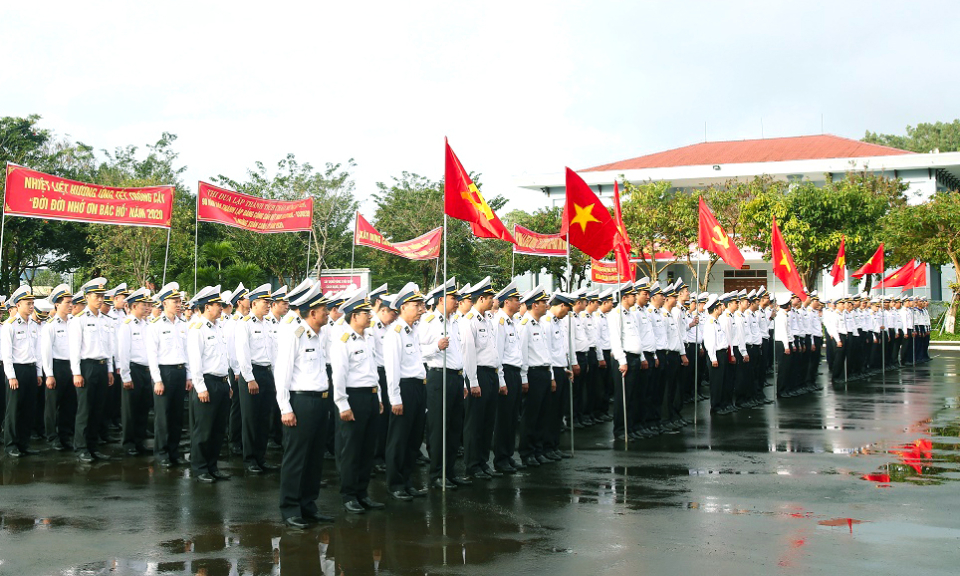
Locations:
320;274;363;293
513;225;567;257
354;213;441;260
591;258;637;284
3;163;174;228
197;182;313;233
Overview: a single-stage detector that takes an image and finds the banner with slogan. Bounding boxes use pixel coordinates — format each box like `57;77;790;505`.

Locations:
3;163;174;228
591;258;637;284
197;182;313;233
513;225;567;257
354;213;441;260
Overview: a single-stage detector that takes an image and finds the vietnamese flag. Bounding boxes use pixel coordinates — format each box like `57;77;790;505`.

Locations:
830;236;846;286
771;217;807;299
852;243;884;279
881;259;916;288
444;138;516;243
698;196;744;269
902;262;927;291
560;168;619;260
612;181;635;281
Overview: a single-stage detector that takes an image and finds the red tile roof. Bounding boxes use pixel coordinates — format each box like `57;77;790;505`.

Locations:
584;134;913;172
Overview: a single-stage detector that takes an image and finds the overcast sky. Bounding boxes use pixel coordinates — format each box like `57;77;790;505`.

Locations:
4;1;959;215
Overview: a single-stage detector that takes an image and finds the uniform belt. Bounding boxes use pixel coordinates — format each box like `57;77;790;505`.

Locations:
346;386;379;394
427;367;463;374
253;363;272;368
625;352;641;360
291;390;329;398
205;374;229;383
53;358;70;365
503;364;520;372
160;364;186;369
477;365;497;373
400;377;426;385
81;358;108;365
529;365;551;371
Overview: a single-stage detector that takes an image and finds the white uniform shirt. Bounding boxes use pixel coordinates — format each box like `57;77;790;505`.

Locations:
460;307;499;388
383;318;426;406
607;305;642;365
274;318;328;415
518;312;552;383
544;312;569;368
41;316;70;377
571;311;591;353
68;307;115;376
1;313;42;379
648;306;667;350
187;318;229;392
495;309;522;388
146;313;192;383
116;315;149;383
235;314;272;382
663;307;684;353
331;325;379;413
419;311;465;372
594;310;611;350
702;314;729;363
774;309;793;348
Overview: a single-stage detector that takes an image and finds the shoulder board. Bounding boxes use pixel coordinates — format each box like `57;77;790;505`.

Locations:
295;326;305;338
394;324;403;333
709;318;715;323
4;316;15;325
340;332;350;342
190;322;201;329
368;318;375;329
521;318;529;325
499;317;504;325
284;315;297;324
336;318;344;325
124;317;134;324
425;314;435;323
46;317;55;324
150;316;161;323
242;314;252;322
466;312;474;319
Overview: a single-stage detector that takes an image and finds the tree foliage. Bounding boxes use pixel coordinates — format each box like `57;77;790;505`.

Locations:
863;120;960;153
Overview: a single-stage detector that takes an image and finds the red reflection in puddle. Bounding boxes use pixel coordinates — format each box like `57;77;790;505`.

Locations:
890;439;933;474
861;473;890;483
818;518;864;533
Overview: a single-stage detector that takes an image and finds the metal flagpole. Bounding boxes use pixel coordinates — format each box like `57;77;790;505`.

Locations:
350;212;357;275
305;229;312;277
881;274;885;378
695;254;701;426
161;227;172;285
0;212;7;291
442;214;448;492
567;241;575;456
617;255;627;447
193;215;199;293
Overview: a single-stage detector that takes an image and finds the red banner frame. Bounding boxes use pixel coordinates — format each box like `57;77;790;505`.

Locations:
354;213;441;260
197;182;313;233
513;224;567;257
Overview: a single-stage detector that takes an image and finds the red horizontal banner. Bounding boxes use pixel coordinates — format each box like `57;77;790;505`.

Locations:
3;163;174;228
513;224;567;257
591;258;637;284
354;213;441;260
197;182;313;233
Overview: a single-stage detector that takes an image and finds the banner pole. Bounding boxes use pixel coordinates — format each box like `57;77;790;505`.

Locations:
193;211;199;294
881;274;886;378
306;228;312;277
617;253;627;448
350;212;357;275
162;226;172;286
695;253;701;426
442;214;448;492
0;213;6;293
567;241;574;456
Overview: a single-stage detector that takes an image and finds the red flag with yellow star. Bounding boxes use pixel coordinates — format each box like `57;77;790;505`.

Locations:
830;235;846;286
771;217;807;299
560;168;618;260
852;243;884;279
902;262;926;291
444;138;516;243
698;196;744;269
881;258;915;288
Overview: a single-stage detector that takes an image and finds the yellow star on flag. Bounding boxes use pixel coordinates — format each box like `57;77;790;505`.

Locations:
570;203;600;233
779;253;791;272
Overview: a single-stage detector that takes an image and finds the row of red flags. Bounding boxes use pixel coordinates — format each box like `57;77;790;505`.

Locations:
442;138;925;295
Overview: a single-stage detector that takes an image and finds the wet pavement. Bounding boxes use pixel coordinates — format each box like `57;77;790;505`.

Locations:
1;354;959;575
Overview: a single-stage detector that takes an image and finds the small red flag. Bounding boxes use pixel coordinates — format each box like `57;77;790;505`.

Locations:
443;138;516;243
560;168;619;260
771;217;807;299
880;259;916;288
852;243;884;279
830;236;846;286
902;262;927;291
698;196;745;269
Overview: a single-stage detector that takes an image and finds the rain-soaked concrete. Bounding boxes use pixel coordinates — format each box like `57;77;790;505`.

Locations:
1;353;959;575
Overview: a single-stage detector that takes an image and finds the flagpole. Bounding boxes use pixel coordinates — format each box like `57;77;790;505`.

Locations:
193;208;199;294
161;226;172;286
881;273;886;378
694;253;701;427
616;254;627;448
305;229;312;277
350;212;357;275
567;240;575;456
442;214;448;493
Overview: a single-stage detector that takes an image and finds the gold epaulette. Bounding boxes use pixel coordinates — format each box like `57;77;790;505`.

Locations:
425;314;435;323
340;332;350;342
466;312;474;320
394;323;403;333
124;317;134;324
521;318;529;325
284;315;297;324
499;317;504;325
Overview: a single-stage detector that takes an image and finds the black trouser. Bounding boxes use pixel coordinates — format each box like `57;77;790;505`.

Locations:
121;362;153;451
597;349;613;417
830;335;847;380
572;351;588;422
637;352;656;429
612;353;641;437
901;330;914;364
518;366;551;459
747;344;763;400
547;367;568;451
239;364;275;467
493;364;521;469
661;350;681;422
190;374;230;476
722;350;737;407
386;377;426;491
708;352;726;411
644;351;664;427
74;359;109;453
765;333;774;371
324;364;336;456
374;366;390;465
279;391;329;520
45;358;76;445
682;343;697;402
890;330;902;365
776;342;792;396
154;364;187;462
426;367;464;481
584;348;601;419
4;363;39;452
464;365;498;474
228;370;242;452
734;348;753;404
339;386;380;502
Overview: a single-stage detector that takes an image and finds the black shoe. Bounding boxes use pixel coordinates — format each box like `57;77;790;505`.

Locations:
535;454;550;464
260;462;280;471
126;448;141;457
92;451;112;460
433;478;457;490
483;468;503;477
21;448;40;456
77;451;95;463
230;447;243;456
573;421;586;429
323;451;335;460
246;464;264;474
494;465;517;474
196;473;216;483
159;459;174;468
359;497;385;510
6;447;23;458
473;471;492;480
451;475;473;486
211;470;232;480
523;456;540;467
52;440;67;452
304;511;335;523
614;434;625;441
583;416;595;426
543;452;561;462
557;451;573;459
391;490;413;502
405;486;426;498
344;500;366;514
416;454;430;465
284;516;309;529
511;459;527;470
267;440;283;450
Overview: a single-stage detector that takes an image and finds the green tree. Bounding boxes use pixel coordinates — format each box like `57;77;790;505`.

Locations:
500;206;589;291
863;120;960;153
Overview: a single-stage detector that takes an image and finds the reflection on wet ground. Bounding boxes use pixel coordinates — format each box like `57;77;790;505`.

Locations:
1;354;959;574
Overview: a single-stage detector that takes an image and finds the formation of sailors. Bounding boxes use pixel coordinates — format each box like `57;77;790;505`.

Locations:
0;274;934;528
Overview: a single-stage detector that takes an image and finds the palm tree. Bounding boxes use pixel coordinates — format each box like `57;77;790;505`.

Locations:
202;241;237;274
